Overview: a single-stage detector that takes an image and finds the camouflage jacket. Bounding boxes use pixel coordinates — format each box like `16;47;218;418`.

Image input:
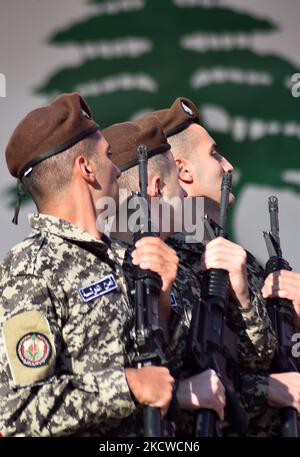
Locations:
0;213;139;437
166;234;277;434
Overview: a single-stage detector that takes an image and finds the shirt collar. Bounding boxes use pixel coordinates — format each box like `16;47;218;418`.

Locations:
29;212;109;252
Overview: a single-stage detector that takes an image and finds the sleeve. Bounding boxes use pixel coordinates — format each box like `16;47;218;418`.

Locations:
0;275;136;437
226;268;277;371
237;293;277;369
164;269;196;378
238;373;269;418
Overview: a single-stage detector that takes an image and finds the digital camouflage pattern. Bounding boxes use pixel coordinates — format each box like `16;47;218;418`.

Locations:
167;233;276;368
0;211;282;436
238;373;279;437
166;233;277;436
0;213;141;437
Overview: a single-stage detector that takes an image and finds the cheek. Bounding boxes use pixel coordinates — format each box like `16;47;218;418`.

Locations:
106;164;116;184
209;163;224;187
196;163;221;196
100;168;116;193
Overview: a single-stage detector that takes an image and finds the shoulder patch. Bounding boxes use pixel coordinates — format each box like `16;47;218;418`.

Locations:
17;333;52;368
79;273;118;302
2;310;56;386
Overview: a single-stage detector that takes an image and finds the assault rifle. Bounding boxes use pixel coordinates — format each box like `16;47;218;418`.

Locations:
263;196;300;437
133;144;166;437
188;172;249;437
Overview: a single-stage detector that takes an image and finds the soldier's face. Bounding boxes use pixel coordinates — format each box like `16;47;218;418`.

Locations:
148;151;186;235
159;152;186;234
162;151;186;201
186;124;235;205
95;134;121;203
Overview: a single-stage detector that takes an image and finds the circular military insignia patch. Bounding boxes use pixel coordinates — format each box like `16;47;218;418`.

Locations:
16;333;52;368
181;101;193;116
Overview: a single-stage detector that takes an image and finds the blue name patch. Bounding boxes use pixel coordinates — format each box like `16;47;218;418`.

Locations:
170;292;178;308
79;274;118;302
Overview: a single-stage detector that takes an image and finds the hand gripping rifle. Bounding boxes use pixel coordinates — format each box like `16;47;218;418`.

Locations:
263;196;300;437
188;172;249;437
133;144;166;437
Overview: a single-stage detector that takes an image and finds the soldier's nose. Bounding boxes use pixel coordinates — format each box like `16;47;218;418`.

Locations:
221;156;234;173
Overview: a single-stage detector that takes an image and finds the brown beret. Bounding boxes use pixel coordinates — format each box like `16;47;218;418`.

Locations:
142;97;200;138
103;116;170;172
5;92;99;179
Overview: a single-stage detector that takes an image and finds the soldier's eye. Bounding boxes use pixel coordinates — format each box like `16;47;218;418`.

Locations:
212;149;221;159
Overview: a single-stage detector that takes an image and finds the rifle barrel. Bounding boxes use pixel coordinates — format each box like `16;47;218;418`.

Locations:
138;145;148;200
268;195;281;251
219;172;232;237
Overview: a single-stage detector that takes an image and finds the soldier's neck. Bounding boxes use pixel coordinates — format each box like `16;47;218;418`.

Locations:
40;190;101;240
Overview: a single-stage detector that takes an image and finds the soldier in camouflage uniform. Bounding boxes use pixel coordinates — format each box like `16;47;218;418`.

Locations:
139;97;283;436
103;113;279;433
165;232;276;436
259;255;300;434
103;116;227;426
0;93;176;436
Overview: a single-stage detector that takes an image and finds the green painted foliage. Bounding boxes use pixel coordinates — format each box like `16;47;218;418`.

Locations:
7;0;300;243
49;2;276;45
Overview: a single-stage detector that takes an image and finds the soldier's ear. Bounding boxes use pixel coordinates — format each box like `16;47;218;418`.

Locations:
175;158;193;184
76;155;96;184
148;175;162;198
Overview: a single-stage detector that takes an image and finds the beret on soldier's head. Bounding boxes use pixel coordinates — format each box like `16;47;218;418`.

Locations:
5;92;99;179
103;116;171;172
147;97;200;138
